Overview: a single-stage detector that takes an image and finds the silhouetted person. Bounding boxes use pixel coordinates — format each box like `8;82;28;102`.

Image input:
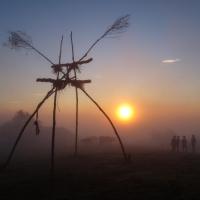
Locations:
191;135;196;153
181;136;187;152
176;136;180;152
171;136;177;152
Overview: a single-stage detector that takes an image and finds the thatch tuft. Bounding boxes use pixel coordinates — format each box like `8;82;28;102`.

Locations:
104;15;130;37
7;31;32;49
51;64;63;74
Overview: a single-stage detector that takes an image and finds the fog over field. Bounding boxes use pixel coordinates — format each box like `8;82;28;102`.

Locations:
1;110;199;165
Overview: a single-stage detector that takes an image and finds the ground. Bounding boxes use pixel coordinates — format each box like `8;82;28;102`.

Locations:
1;150;200;200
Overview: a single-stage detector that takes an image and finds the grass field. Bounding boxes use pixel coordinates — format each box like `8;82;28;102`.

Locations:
1;150;200;200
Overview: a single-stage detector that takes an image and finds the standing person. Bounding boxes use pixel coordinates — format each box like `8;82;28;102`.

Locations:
181;136;187;152
191;135;197;153
171;136;176;152
176;136;180;152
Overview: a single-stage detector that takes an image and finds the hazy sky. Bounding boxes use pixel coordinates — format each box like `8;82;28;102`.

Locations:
0;0;200;136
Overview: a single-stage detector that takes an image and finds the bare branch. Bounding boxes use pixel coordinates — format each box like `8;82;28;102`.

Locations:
3;88;55;168
70;31;75;62
71;31;79;156
51;58;93;74
79;14;130;61
59;36;64;65
79;88;128;161
50;35;64;180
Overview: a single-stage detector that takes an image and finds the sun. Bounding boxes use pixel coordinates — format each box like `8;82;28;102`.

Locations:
116;103;135;121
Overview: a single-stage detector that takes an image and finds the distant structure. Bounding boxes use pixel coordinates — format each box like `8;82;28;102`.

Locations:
3;15;130;177
81;136;98;145
81;136;115;146
99;136;115;145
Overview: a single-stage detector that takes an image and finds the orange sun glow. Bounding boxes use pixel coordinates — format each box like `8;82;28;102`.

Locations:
116;103;135;122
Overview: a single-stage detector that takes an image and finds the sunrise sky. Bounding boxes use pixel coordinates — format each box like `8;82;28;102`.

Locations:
0;0;200;137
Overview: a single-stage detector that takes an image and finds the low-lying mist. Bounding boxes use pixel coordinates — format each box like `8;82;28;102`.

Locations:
0;110;199;164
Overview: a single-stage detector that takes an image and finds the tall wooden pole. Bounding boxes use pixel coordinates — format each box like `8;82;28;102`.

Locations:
3;88;55;169
50;36;63;178
80;88;128;161
70;32;79;157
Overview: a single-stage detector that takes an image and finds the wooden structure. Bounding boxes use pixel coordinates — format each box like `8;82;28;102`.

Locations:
3;15;130;176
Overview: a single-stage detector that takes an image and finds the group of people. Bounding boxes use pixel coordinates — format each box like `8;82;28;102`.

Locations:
171;135;197;153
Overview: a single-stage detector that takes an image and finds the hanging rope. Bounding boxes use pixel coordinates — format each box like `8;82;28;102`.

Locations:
34;111;40;136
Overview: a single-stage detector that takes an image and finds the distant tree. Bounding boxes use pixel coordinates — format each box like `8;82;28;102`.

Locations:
12;110;30;123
